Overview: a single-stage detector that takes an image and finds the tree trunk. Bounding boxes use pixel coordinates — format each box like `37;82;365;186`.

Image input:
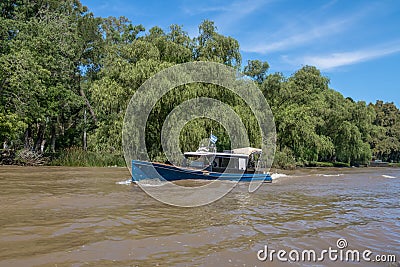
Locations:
50;123;56;153
24;125;32;150
40;139;46;154
80;87;97;123
34;122;46;153
83;109;87;151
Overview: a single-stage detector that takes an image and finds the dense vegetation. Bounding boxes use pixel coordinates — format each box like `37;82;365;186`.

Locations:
1;0;399;168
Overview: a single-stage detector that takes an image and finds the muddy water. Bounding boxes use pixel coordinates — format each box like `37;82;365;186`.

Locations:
0;166;399;266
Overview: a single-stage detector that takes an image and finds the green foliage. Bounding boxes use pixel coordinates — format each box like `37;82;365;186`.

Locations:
273;147;296;169
369;101;400;162
243;60;269;83
0;0;101;152
50;147;125;167
194;20;241;67
262;66;380;166
333;162;351;167
306;162;334;167
0;112;26;144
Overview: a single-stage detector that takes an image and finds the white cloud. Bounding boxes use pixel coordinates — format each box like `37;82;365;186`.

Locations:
242;14;354;54
298;43;400;70
182;5;230;15
241;3;375;54
242;18;349;53
213;0;269;30
182;0;270;32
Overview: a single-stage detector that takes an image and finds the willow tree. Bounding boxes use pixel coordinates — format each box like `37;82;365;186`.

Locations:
370;101;400;162
194;20;241;67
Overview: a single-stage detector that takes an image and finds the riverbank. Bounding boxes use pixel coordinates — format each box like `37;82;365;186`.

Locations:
2;148;399;169
0;148;125;167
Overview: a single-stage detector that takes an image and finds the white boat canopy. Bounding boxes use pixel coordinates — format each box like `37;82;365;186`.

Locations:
184;147;262;158
231;147;262;155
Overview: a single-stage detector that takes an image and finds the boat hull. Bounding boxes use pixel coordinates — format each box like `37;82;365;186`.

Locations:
131;160;272;182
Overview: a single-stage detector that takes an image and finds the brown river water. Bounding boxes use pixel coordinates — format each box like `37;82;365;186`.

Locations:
0;166;399;267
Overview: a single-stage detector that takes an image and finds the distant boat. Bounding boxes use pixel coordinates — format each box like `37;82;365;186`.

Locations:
131;146;272;182
369;160;390;167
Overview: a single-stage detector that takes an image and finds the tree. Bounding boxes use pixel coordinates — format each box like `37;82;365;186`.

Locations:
370;101;400;162
243;60;269;83
194;20;241;67
0;0;102;152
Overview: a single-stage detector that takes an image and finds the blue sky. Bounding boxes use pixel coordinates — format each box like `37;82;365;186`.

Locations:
81;0;400;106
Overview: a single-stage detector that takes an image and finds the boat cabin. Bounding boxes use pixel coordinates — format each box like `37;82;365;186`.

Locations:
183;147;263;174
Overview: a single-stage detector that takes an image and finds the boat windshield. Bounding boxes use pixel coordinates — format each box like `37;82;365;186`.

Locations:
183;155;212;169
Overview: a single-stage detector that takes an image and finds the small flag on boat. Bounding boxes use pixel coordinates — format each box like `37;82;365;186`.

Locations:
210;134;218;144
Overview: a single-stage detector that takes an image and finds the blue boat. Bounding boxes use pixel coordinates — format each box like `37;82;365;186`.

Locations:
131;147;272;183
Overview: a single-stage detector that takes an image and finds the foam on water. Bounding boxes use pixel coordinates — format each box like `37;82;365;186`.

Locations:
115;179;132;185
136;179;169;187
382;175;397;179
316;174;344;177
270;173;288;180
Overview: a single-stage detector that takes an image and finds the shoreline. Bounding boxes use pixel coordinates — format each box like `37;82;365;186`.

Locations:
2;149;399;169
269;165;399;174
1;164;398;170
